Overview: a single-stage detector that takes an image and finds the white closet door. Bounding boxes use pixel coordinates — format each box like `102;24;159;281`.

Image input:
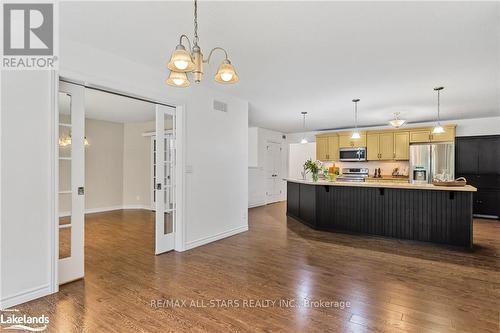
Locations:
58;81;85;284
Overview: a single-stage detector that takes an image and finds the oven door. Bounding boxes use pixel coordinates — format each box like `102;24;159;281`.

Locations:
340;148;366;161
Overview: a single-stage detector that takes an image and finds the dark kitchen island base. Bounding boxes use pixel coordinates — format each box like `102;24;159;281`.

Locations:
286;181;474;248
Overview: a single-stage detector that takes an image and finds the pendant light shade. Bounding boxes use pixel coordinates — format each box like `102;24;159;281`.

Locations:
432;86;445;134
166;71;191;87
214;59;239;84
351;132;361;139
167;44;195;72
389;112;406;128
351;98;361;139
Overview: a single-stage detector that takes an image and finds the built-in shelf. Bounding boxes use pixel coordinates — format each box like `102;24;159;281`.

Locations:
58;190;72;194
59;157;72;161
59;123;72;127
58;224;72;229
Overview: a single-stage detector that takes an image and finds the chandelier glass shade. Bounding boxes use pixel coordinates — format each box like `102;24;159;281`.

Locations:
166;71;190;87
167;45;195;72
166;0;239;88
389;112;406;128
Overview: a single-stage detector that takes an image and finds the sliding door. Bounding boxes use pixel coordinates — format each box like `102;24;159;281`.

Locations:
155;105;176;254
58;81;85;284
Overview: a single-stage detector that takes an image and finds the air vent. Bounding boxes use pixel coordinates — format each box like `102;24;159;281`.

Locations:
213;99;228;112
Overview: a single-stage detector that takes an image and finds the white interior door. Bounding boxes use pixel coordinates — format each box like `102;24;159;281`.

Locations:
266;142;282;203
155;105;175;254
58;81;85;284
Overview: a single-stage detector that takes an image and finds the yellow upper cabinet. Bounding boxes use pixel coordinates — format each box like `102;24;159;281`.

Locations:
410;126;456;143
394;131;410;160
315;134;339;161
366;133;380;160
327;135;339;161
338;132;366;148
409;129;432;143
316;136;329;161
367;132;394;160
379;132;395;160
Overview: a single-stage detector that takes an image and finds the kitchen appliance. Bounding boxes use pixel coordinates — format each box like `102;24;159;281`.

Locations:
410;143;454;184
337;168;369;182
339;147;367;161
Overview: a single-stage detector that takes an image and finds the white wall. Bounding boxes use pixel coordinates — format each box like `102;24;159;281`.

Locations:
248;127;287;207
1;71;56;309
122;121;154;209
85;119;124;211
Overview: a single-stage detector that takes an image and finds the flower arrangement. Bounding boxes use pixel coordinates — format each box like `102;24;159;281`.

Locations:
303;159;321;182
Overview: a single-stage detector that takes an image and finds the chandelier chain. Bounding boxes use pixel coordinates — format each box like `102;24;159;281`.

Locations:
194;0;199;44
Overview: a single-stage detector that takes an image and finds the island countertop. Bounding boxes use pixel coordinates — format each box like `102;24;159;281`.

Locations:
285;178;477;192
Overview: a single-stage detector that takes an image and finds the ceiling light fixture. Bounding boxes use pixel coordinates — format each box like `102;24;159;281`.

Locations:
351;99;361;139
389;112;406;128
300;112;308;144
432;87;445;134
166;0;239;87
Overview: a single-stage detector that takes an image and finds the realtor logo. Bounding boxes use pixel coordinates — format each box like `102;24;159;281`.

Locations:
3;3;53;55
2;3;56;69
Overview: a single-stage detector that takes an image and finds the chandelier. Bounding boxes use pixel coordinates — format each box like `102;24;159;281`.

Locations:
166;0;239;87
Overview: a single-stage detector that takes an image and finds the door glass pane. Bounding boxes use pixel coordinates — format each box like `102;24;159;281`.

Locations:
58;92;72;258
163;112;174;235
59;92;71;123
59;226;71;259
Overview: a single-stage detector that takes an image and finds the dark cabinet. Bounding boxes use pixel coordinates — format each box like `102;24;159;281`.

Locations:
478;137;500;175
456;135;500;218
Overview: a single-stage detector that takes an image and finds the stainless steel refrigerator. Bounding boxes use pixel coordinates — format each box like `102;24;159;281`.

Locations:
409;143;455;184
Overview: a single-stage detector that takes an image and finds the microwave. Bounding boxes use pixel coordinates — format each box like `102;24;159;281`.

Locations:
339;147;367;161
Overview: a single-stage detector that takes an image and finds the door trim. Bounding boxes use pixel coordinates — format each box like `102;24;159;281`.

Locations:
52;76;186;293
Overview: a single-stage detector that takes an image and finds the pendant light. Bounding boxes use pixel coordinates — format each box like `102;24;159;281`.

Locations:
432;87;445;134
166;0;239;87
351;99;361;139
300;112;308;144
389;112;406;128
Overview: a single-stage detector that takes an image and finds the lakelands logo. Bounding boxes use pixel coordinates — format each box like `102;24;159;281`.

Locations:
2;2;57;69
0;309;49;331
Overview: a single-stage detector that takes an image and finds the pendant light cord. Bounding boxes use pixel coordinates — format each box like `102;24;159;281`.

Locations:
354;101;358;129
437;89;441;124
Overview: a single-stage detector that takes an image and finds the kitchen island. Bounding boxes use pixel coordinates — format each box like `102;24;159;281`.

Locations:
286;179;477;248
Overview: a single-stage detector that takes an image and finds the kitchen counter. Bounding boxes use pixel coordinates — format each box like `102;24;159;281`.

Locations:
286;179;475;247
285;178;477;192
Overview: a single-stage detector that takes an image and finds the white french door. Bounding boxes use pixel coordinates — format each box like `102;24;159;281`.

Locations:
155;105;176;254
58;81;85;284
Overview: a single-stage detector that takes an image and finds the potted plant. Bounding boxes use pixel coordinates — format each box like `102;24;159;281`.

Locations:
303;159;320;182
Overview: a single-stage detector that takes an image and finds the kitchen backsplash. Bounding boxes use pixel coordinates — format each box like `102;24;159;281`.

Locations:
321;161;410;177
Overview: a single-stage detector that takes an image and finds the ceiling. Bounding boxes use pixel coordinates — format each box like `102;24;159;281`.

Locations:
60;88;156;123
60;1;499;133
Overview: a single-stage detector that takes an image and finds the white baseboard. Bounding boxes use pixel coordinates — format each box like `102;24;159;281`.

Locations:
0;284;52;310
185;225;248;250
248;201;266;208
122;204;151;210
59;205;151;217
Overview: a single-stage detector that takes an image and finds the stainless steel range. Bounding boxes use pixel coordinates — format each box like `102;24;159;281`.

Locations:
337;168;369;182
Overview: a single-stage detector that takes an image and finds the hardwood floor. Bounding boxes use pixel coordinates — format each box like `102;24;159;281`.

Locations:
11;203;500;332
